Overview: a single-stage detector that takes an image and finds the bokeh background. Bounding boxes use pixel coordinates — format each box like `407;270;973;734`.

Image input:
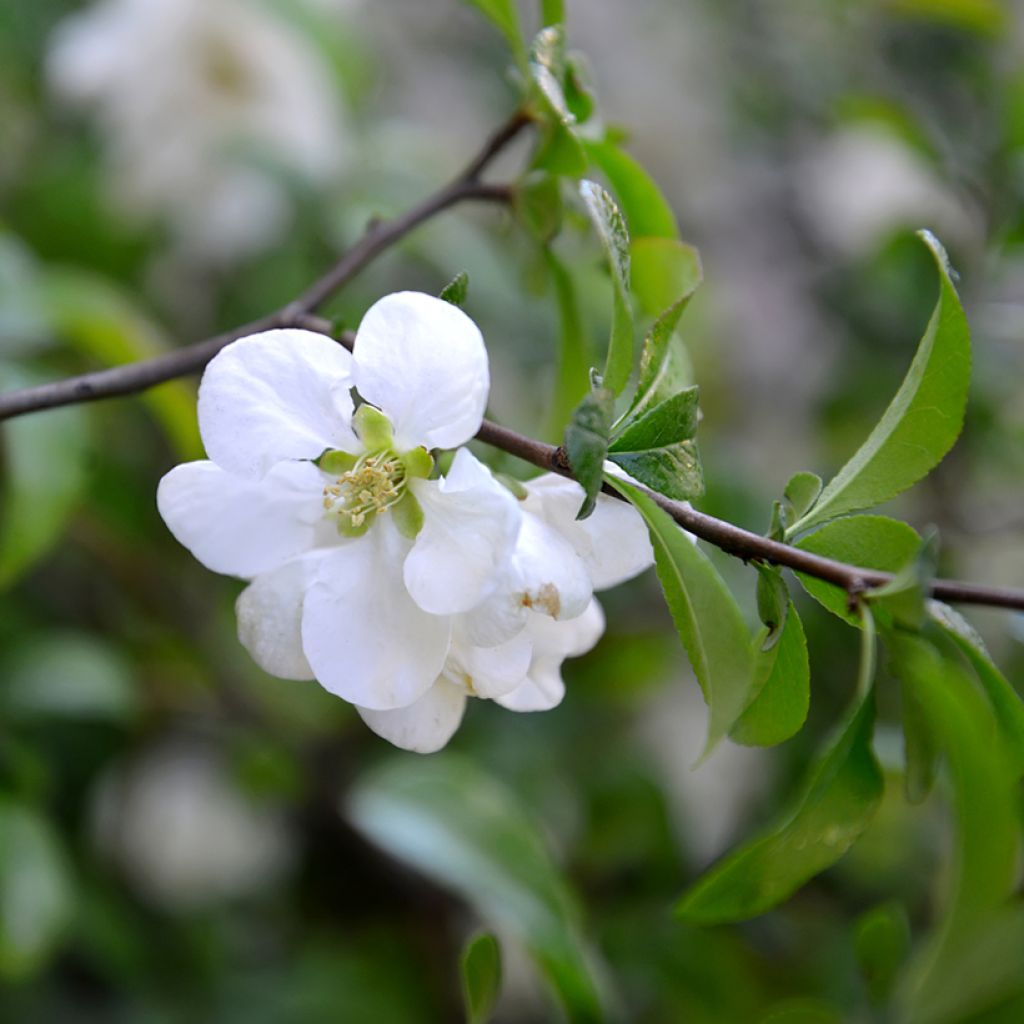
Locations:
2;0;1024;1020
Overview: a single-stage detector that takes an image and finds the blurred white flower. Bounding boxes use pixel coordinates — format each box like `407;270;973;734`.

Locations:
358;475;654;753
798;124;971;258
158;292;520;714
47;0;346;259
91;740;295;909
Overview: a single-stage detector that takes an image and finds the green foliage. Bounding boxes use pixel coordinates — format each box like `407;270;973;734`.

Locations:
854;903;911;1004
578;180;633;393
732;601;810;747
348;756;608;1023
629;237;702;320
754;563;790;650
544;251;591;439
439;271;469;307
585;140;678;240
790;232;970;536
529;27;587;176
515;171;564;243
461;932;502;1024
610;477;755;758
462;0;527;71
679;612;883;922
564;385;614;519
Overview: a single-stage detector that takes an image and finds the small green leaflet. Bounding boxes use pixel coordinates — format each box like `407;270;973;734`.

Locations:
754;563;790;651
731;601;810;748
461;932;502;1024
608;476;755;758
463;0;527;71
790;231;970;536
529;28;587;177
782;471;822;525
564;387;613;519
439;271;469;307
348;756;608;1023
607;387;703;501
678;609;883;923
854;903;911;1005
579;180;633;394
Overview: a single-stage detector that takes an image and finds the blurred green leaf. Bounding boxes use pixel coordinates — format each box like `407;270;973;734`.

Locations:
0;367;89;589
866;530;938;630
564;386;613;519
900;669;939;803
540;0;565;27
530;27;587;176
607;388;703;501
630;238;703;320
795;515;921;626
463;0;527;70
754;563;790;651
679;611;882;923
544;251;591;440
854;902;911;1004
888;633;1020;1023
782;472;822;524
732;602;810;747
439;271;469;307
585;141;678;239
41;270;201;459
790;232;970;535
348;756;608;1023
461;931;502;1024
515;171;563;243
579;180;633;394
610;476;755;757
0;800;73;981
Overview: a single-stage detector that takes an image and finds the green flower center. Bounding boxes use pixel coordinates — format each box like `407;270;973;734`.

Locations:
322;450;407;530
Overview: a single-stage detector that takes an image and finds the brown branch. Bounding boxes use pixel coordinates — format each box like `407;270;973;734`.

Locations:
1;108;1023;613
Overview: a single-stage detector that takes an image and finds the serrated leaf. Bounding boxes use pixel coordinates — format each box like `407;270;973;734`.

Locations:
439;271;469;307
461;932;502;1024
348;756;608;1023
515;171;563;243
544;251;591;440
564;387;613;519
929;601;1024;778
585;140;678;239
0;800;73;980
0;367;90;589
754;563;790;650
630;237;703;320
795;515;921;626
608;476;755;758
579;180;633;394
731;602;810;747
791;232;970;535
679;612;882;922
464;0;527;70
783;472;822;523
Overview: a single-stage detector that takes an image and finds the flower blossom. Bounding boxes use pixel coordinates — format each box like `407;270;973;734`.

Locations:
158;292;520;712
47;0;346;259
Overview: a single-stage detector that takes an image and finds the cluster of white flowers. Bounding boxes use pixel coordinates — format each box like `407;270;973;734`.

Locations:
47;0;346;260
157;292;653;752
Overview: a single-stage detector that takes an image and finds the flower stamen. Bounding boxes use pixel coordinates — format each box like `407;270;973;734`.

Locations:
322;450;409;534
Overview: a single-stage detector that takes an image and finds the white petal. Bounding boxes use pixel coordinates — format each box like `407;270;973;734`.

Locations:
524;474;654;589
157;460;323;578
451;628;534;699
352;292;488;451
236;558;315;680
404;449;520;616
357;678;467;753
300;523;451;710
496;601;605;712
198;329;357;479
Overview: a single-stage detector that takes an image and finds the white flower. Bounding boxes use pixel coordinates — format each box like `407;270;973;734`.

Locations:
158;292;520;712
47;0;346;259
357;475;655;753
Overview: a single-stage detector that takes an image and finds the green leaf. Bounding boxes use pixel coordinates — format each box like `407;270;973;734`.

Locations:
515;171;564;243
544;251;591;440
678;610;883;923
0;367;90;589
754;563;790;650
854;902;911;1004
607;388;703;501
929;601;1024;778
795;515;921;626
783;472;822;524
439;271;469;307
790;232;970;535
348;756;607;1023
888;633;1020;1022
539;0;565;26
866;530;938;630
0;800;74;981
564;387;613;519
578;180;633;394
731;602;810;748
630;237;703;320
900;672;940;803
463;0;527;71
608;476;755;758
461;932;502;1024
528;27;586;177
585;140;678;239
42;270;201;459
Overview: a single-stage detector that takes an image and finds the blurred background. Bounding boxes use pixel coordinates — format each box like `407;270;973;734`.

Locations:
2;0;1024;1020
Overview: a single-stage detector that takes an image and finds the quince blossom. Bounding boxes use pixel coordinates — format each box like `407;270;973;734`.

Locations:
158;292;519;712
